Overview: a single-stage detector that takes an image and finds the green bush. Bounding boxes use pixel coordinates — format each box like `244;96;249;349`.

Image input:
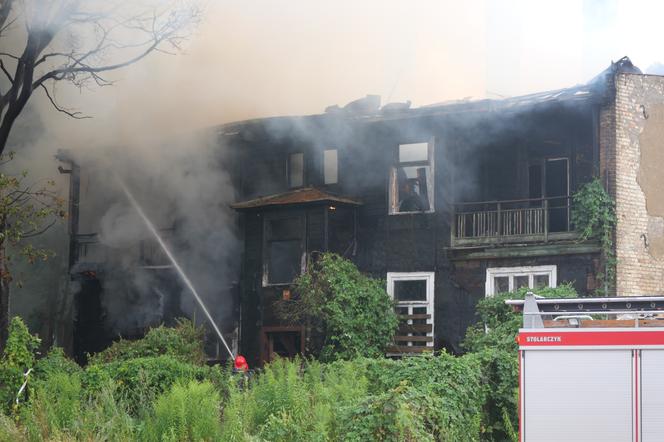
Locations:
277;253;399;361
88;318;206;365
0;413;24;441
339;383;433;442
142;380;221;442
360;353;486;441
463;284;578;441
220;355;487;442
220;357;368;441
0;317;40;413
32;347;81;380
18;378;136;442
83;355;227;415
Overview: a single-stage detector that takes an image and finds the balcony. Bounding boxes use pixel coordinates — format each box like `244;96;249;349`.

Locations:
452;196;578;247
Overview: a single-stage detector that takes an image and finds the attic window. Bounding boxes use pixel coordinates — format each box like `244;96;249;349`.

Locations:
389;141;434;214
288;153;304;188
323;149;338;184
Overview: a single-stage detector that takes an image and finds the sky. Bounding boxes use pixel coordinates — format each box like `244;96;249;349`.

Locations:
25;0;664;150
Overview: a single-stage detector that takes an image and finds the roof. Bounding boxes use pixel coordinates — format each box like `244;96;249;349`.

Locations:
218;57;643;136
231;187;362;210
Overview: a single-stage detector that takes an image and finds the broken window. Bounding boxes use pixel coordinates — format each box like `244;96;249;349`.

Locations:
264;215;304;285
387;272;434;351
288;153;304;188
327;205;355;256
389;141;434;214
323;149;338;184
485;265;557;296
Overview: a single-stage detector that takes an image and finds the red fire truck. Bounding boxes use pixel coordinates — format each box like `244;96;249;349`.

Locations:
508;293;664;442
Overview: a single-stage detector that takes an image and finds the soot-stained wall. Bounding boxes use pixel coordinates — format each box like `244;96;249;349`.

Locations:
232;101;601;361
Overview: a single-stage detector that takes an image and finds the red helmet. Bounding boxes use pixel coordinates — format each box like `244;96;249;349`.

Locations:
234;355;249;371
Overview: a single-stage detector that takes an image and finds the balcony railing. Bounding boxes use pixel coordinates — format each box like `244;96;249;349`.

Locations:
452;196;577;247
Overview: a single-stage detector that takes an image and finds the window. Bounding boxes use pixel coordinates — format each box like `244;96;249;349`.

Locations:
288;153;304;188
323;149;338;184
263;215;305;285
389;140;434;214
485;265;557;296
387;272;434;350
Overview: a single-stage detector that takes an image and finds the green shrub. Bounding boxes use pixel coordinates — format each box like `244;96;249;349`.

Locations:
19;371;82;440
339;383;433;442
19;378;136;442
277;253;399;361
142;380;221;442
32;347;81;380
0;413;25;441
220;357;369;441
361;353;486;441
83;355;227;415
88;318;206;365
0;317;40;413
463;284;578;441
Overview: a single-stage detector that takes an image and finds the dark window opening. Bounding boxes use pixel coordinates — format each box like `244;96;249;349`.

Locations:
327;206;355;256
394;279;427;301
546;158;569;232
323;149;338;184
261;327;304;364
265;216;304;285
288;153;304;188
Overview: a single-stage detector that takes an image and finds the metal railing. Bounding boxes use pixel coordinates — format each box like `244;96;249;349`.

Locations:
452;196;573;244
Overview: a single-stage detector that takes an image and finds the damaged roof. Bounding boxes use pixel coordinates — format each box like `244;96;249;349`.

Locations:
219;57;642;135
231;187;362;210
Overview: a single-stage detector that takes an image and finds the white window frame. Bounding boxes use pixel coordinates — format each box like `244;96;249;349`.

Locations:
389;138;435;215
485;265;557;297
387;272;435;349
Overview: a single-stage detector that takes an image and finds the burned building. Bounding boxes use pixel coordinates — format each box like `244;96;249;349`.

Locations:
63;57;664;366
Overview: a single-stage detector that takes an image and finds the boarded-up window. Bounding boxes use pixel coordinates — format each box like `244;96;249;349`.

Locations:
387;272;434;352
323;149;338;184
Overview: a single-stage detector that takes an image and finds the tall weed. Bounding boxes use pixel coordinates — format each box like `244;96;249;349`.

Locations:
141;380;221;442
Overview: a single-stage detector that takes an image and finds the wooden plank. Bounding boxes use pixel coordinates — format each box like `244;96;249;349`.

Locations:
398;314;431;320
394;335;433;342
398;324;433;333
450;241;600;260
386;345;433;354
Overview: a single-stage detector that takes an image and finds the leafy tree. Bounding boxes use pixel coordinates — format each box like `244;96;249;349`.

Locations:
276;253;398;361
0;155;64;350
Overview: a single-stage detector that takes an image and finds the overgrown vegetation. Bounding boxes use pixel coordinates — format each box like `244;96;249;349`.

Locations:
571;177;617;294
276;253;399;361
463;284;578;440
0;277;580;441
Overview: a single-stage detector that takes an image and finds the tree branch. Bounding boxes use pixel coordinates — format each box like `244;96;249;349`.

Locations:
0;0;13;37
39;83;90;119
0;59;12;84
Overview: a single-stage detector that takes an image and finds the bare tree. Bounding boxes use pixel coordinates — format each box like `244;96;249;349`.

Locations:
0;0;199;349
0;0;200;154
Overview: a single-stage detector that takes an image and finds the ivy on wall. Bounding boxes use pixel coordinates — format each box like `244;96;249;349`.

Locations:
571;178;617;295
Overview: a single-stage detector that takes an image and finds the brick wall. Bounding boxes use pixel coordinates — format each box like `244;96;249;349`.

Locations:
612;73;664;294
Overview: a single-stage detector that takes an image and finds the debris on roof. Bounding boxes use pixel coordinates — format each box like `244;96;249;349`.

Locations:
231;187;362;210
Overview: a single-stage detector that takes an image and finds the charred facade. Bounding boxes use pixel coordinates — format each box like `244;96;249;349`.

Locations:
64;57;664;366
